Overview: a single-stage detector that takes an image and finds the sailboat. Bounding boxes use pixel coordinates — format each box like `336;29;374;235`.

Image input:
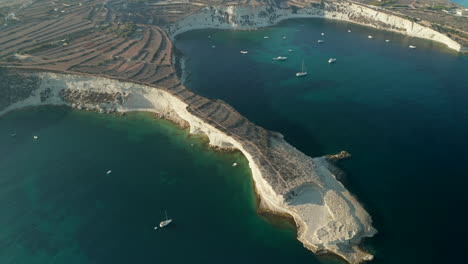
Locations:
296;60;307;77
159;210;172;228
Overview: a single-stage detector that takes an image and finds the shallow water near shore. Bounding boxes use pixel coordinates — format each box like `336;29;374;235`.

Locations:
451;0;467;7
1;106;338;264
175;18;468;263
2;18;468;264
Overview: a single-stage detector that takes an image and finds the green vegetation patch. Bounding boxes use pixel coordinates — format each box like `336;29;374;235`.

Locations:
432;23;468;39
107;23;137;38
426;5;448;11
369;0;397;7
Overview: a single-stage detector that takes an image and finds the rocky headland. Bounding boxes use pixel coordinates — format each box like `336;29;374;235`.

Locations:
12;0;468;263
0;68;377;264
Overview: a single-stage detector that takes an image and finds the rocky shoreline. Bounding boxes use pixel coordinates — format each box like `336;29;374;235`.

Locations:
166;1;463;52
0;69;376;263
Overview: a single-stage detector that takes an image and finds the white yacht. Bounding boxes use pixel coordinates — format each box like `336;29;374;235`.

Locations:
368;35;373;39
328;58;336;63
273;56;287;61
409;45;416;49
240;50;248;54
347;29;351;33
296;60;307;77
160;211;172;228
106;170;112;175
321;32;325;36
33;136;38;140
385;40;390;42
317;40;324;43
264;36;270;39
232;162;238;167
288;49;293;52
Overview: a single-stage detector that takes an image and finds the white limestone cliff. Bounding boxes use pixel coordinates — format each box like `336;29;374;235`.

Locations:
0;72;376;263
166;1;462;52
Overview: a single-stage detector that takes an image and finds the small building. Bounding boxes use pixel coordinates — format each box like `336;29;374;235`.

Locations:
448;8;463;16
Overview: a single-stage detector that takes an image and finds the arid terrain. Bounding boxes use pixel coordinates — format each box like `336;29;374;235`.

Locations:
0;1;466;263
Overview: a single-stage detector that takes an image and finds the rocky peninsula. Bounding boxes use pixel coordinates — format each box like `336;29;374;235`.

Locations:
10;0;468;262
0;68;377;264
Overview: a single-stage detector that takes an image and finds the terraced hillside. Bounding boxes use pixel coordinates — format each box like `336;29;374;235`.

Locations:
0;0;354;196
0;0;181;89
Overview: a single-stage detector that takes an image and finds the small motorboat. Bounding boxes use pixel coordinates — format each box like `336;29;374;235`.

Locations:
288;49;293;52
317;40;324;43
385;39;390;42
33;136;38;140
240;50;248;54
232;162;238;167
211;45;216;48
160;210;172;228
409;45;416;49
106;170;112;175
347;29;351;33
273;56;287;61
264;36;270;39
11;133;16;137
283;36;287;39
321;32;325;36
328;58;337;63
368;35;373;39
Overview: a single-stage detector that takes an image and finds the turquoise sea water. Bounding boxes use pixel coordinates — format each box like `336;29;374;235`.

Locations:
175;19;468;263
2;18;468;264
1;107;333;264
451;0;467;7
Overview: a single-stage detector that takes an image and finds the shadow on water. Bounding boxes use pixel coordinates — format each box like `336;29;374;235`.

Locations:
174;18;468;263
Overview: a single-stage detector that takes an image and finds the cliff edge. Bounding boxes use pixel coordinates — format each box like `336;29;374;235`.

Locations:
0;66;376;263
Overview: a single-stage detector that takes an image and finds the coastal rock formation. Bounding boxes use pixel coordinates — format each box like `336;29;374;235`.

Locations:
0;1;409;263
326;150;352;161
166;1;462;52
0;70;377;263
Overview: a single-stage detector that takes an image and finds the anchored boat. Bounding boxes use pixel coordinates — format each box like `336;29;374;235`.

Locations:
273;56;287;61
160;210;172;228
296;60;307;77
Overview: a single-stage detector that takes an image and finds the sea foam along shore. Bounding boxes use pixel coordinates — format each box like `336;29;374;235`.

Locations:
166;1;462;52
0;71;376;264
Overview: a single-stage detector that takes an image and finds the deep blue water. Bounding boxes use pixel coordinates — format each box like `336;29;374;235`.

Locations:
175;18;468;263
2;18;468;264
